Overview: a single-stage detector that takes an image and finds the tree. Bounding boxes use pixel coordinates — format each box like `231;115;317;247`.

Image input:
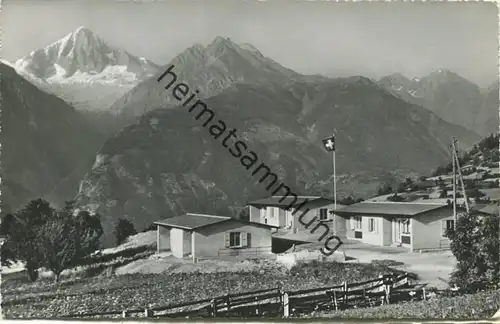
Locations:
1;199;103;282
396;182;406;193
377;183;393;196
339;196;356;205
37;215;79;282
387;193;405;202
74;210;104;254
439;189;448;199
447;212;500;291
114;219;137;246
1;199;56;281
479;214;500;285
37;202;103;282
237;207;250;221
466;188;485;199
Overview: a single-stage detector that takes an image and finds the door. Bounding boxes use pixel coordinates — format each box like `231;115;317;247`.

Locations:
393;219;401;243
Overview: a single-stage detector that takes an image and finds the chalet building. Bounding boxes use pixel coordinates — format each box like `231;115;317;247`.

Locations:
335;201;492;252
247;195;347;236
154;213;278;260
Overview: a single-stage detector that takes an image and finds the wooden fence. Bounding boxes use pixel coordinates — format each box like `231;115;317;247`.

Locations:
60;272;440;319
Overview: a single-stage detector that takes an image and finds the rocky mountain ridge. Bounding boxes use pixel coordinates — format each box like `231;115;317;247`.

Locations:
378;70;498;136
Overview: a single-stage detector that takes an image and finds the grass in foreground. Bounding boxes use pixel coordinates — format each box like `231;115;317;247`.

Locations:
1;260;406;318
309;288;500;320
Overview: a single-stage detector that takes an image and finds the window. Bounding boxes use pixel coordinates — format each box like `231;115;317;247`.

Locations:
368;218;376;232
402;219;410;234
352;216;362;230
260;208;266;218
442;220;454;237
230;232;240;247
319;208;328;220
225;232;249;248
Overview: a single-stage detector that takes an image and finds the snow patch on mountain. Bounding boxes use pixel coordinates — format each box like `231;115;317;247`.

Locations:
12;26;161;110
14;26;160;86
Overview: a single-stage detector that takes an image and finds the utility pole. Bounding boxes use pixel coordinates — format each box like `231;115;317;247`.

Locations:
452;138;457;230
453;141;470;213
451;137;470;231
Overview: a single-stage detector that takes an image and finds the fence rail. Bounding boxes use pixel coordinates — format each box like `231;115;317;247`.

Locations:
60;272;422;319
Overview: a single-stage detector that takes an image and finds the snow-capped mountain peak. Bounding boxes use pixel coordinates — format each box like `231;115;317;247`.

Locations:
12;26;161;111
14;26;159;85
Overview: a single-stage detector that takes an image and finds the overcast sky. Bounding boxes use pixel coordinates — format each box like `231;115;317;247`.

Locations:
1;0;498;87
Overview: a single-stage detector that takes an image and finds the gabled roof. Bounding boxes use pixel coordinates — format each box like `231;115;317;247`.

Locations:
154;213;279;230
335;202;449;217
247;195;333;209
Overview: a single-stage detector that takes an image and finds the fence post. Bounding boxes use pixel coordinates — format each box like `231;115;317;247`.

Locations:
144;308;153;318
277;287;282;316
122;310;129;318
211;298;217;317
226;294;231;314
422;288;427;301
282;291;289;318
377;275;385;305
384;281;392;304
332;290;338;311
343;281;348;304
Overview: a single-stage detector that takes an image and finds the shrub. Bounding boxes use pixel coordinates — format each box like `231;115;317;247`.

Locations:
447;212;500;291
114;219;137;246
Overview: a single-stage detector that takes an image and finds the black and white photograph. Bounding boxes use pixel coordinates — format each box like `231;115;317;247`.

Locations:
1;0;499;321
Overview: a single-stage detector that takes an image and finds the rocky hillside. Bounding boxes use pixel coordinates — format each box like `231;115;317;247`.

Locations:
75;77;480;246
378;70;498;136
0;62;106;213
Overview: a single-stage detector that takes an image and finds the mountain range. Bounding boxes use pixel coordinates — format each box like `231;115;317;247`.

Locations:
3;27;495;246
0;62;106;213
109;36;328;121
377;71;498;136
75;77;480;246
13;26;160;111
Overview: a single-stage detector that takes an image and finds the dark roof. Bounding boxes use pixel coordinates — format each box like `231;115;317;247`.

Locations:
335;202;448;217
471;204;499;216
247;196;333;208
154;213;279;230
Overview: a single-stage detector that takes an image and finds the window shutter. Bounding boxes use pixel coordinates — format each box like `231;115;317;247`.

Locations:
241;232;248;247
441;220;447;236
350;217;355;229
225;232;230;248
